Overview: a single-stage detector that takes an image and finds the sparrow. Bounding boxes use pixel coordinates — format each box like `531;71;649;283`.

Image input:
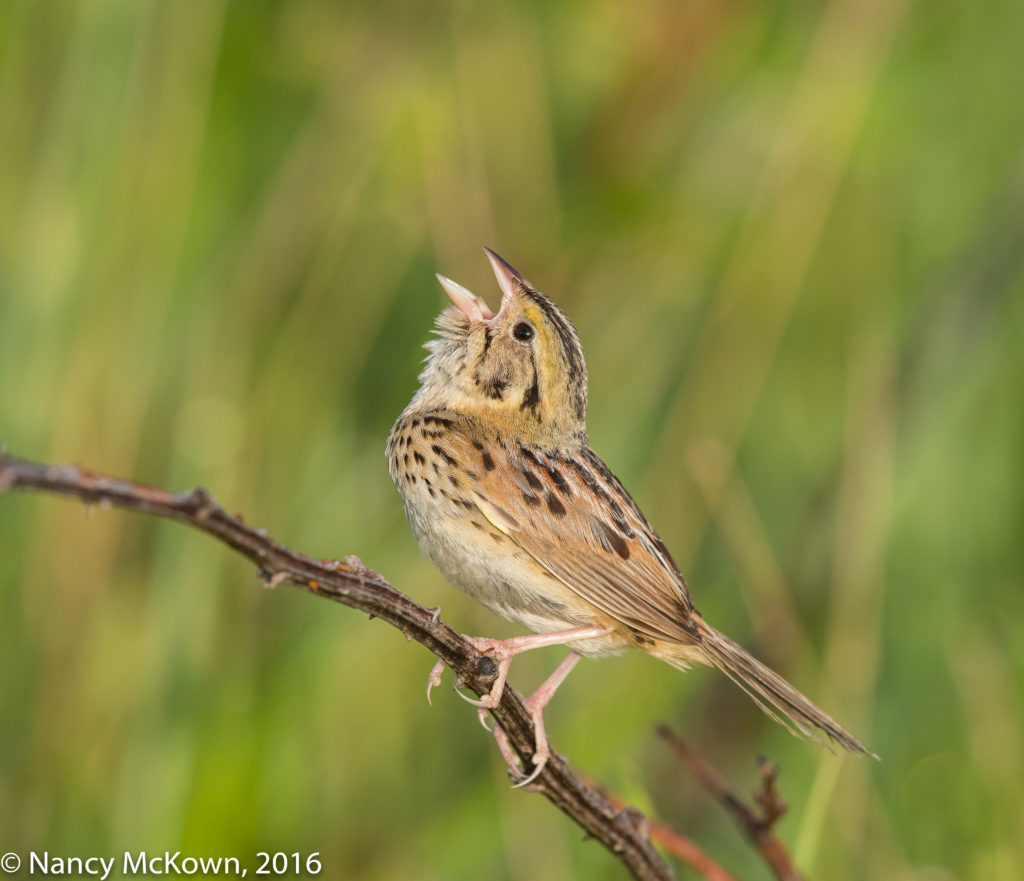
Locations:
387;249;874;784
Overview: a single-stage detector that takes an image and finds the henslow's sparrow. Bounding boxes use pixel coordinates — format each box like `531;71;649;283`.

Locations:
387;250;874;783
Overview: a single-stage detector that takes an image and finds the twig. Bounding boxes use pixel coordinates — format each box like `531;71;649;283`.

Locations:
658;726;806;881
0;453;677;880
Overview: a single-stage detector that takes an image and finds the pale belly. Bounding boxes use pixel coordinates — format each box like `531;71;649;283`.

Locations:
402;493;629;658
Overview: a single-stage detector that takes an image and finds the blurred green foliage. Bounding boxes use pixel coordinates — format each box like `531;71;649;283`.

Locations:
2;0;1022;878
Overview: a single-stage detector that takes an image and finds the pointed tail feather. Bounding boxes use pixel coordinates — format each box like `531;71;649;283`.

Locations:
694;622;878;759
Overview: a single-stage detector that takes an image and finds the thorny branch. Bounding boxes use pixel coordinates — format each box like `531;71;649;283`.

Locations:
0;453;680;879
0;452;806;881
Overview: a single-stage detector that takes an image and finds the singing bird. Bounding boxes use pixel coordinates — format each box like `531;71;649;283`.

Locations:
387;249;874;784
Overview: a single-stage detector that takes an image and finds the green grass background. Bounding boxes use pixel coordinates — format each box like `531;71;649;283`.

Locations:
2;1;1022;878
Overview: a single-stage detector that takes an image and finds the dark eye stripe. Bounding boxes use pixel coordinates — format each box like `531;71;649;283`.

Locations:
522;290;586;419
525;293;581;372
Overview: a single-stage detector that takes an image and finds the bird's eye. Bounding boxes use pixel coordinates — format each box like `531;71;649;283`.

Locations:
513;322;535;342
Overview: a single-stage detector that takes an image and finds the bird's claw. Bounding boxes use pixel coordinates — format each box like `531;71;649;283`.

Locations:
512;755;547;789
476;707;493;732
427;645;508;709
492;720;548;788
426;658;446;705
455;688;495;708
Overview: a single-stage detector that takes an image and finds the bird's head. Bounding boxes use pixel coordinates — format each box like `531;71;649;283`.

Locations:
415;249;588;445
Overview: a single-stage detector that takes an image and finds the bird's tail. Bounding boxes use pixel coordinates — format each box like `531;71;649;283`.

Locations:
690;621;877;758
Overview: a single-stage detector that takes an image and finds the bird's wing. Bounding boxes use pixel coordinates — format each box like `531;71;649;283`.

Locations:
447;431;699;643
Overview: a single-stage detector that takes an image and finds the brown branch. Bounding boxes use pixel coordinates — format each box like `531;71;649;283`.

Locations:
0;453;684;880
658;727;806;881
595;784;741;881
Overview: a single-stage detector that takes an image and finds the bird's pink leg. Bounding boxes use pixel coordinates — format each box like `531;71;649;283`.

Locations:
492;650;583;787
460;626;608;709
425;627;610;784
425;625;610;707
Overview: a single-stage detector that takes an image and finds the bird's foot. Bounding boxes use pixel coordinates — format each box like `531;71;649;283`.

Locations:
458;628;609;709
423;639;513;709
487;651;583;787
423;630;609;786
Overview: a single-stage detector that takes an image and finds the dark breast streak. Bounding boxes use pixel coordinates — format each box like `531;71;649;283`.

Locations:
389;412;506;542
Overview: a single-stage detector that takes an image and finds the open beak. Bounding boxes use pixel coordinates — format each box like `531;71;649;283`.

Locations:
435;274;494;323
483;247;533;303
436;248;533;324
